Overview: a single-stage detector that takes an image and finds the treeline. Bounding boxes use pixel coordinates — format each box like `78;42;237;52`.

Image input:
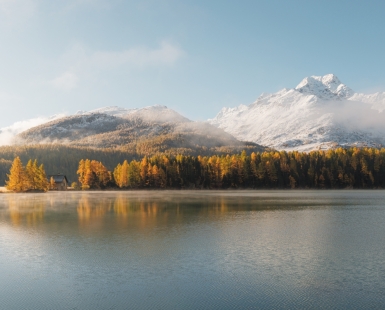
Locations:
0;145;136;185
6;157;49;192
0;144;264;185
77;148;385;189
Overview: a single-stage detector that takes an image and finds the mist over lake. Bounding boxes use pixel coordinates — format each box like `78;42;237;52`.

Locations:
1;190;385;309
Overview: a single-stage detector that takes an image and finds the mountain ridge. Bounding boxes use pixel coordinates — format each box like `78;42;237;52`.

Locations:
2;74;385;153
16;105;267;155
209;74;385;151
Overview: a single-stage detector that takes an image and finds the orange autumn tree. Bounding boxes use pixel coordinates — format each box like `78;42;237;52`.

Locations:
6;157;28;192
113;160;141;189
25;159;49;191
79;148;385;190
6;157;49;192
37;164;50;191
77;159;111;189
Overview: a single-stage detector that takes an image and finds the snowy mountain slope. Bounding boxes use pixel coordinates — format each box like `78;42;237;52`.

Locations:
209;74;385;151
80;105;190;123
16;105;266;153
15;105;189;144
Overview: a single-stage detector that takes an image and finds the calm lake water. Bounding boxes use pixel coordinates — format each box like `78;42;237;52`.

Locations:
0;190;385;309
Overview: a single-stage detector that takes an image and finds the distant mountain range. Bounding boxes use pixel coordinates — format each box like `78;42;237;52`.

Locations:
209;74;385;151
2;73;385;153
15;105;265;155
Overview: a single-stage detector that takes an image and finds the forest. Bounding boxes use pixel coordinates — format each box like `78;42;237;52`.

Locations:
0;144;263;186
0;145;136;186
2;146;385;190
78;147;385;189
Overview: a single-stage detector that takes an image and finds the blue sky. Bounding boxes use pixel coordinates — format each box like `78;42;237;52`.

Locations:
0;0;385;126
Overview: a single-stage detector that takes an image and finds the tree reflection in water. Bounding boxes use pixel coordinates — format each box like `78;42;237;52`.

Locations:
5;195;45;226
0;191;306;231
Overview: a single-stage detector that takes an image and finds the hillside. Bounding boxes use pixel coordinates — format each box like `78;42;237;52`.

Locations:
16;105;265;153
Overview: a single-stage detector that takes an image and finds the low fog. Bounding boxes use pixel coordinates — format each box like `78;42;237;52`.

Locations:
320;99;385;132
1;99;385;149
0;114;65;146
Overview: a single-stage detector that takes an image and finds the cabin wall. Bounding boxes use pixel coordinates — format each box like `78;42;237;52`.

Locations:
57;181;67;191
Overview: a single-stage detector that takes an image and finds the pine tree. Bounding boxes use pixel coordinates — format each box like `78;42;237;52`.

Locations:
120;160;129;188
77;159;86;186
50;176;56;190
83;159;95;189
140;157;148;186
25;159;35;189
158;167;167;188
113;163;122;187
128;161;141;188
37;164;49;191
6;157;28;192
151;164;159;187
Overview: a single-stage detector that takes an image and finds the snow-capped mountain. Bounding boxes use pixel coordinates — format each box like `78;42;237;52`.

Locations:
209;74;385;151
16;105;266;154
4;76;385;153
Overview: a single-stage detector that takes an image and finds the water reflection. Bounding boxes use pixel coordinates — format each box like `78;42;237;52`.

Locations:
1;191;385;309
3;195;45;226
0;191;324;237
0;190;378;229
77;196;113;220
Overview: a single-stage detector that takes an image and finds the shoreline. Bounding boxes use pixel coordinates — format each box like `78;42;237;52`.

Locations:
2;187;385;193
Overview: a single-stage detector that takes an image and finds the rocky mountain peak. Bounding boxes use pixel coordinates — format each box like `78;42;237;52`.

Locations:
295;74;354;99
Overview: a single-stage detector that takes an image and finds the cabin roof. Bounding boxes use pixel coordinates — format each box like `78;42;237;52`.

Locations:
48;175;69;184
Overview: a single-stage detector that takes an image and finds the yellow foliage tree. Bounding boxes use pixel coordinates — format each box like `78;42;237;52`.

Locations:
6;157;28;192
77;159;111;189
37;164;49;192
49;176;56;190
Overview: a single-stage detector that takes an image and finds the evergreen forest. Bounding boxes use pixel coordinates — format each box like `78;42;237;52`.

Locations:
0;144;263;185
2;146;385;190
81;147;385;189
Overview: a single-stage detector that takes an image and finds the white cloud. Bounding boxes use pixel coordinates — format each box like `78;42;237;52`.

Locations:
0;114;65;146
90;41;185;69
48;41;184;90
49;71;79;91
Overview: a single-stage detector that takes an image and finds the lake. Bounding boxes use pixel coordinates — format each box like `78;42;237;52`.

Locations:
0;190;385;309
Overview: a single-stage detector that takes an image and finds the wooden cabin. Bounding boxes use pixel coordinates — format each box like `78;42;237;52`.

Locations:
48;175;69;191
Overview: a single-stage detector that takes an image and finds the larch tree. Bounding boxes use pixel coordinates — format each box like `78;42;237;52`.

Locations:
37;164;49;192
113;163;122;188
50;176;56;190
77;159;112;189
6;157;28;192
